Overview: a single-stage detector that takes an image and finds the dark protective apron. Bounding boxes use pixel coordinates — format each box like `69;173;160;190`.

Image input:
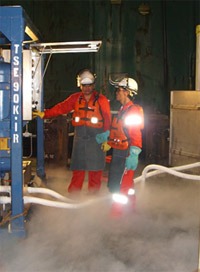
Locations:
70;125;105;171
108;148;129;193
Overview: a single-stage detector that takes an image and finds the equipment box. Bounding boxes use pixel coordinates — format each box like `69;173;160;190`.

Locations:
170;90;200;167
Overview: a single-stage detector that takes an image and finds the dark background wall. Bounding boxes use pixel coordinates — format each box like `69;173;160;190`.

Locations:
1;0;200;164
1;0;199;114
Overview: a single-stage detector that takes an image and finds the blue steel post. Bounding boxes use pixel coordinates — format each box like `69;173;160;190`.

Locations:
0;6;42;236
37;118;46;179
0;6;25;236
10;9;26;237
37;55;46;179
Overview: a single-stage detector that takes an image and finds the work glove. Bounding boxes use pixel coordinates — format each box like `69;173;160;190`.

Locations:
32;110;45;119
96;130;110;144
125;146;141;170
101;142;111;152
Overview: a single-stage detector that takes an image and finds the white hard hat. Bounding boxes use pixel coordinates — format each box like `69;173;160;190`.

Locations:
77;70;95;86
118;77;138;96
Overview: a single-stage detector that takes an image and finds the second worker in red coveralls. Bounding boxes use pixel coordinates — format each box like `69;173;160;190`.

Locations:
34;69;111;193
106;77;144;216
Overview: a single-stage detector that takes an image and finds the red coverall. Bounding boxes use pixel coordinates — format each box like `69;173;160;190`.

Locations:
108;101;143;214
44;91;111;193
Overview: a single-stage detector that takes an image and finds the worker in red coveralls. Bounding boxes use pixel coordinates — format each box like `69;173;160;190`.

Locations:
33;69;111;193
106;77;144;216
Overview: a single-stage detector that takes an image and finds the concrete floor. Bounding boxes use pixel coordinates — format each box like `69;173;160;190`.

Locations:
0;160;200;272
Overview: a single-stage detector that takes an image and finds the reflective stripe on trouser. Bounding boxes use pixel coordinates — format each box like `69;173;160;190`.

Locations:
68;170;102;192
120;169;134;194
111;170;136;217
108;148;129;193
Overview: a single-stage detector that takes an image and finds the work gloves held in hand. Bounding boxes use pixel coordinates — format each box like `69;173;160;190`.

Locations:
125;146;141;170
32;110;44;119
96;130;111;152
101;141;111;152
96;130;110;144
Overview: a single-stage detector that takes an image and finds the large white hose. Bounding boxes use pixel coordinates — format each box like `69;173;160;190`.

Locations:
25;187;75;202
0;184;112;209
24;195;110;208
0;195;110;209
0;185;111;209
0;162;200;209
0;195;111;209
0;186;77;202
135;162;200;184
0;186;10;193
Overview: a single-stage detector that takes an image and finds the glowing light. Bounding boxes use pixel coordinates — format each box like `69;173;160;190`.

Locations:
91;117;98;124
75;116;80;122
124;114;143;126
112;193;128;204
128;188;135;196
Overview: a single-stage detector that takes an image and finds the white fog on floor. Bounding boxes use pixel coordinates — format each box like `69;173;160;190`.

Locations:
0;165;199;272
